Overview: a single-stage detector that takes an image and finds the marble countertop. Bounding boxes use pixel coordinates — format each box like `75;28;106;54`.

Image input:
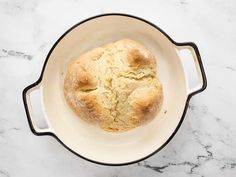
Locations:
0;0;236;176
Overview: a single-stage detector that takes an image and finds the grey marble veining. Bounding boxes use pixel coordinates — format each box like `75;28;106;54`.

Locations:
0;0;236;176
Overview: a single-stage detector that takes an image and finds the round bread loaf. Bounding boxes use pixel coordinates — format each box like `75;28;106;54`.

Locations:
64;39;163;132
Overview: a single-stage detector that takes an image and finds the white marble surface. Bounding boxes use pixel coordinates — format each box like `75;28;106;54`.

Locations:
0;0;236;176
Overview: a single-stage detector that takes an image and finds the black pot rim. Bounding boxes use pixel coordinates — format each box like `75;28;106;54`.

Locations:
22;13;207;166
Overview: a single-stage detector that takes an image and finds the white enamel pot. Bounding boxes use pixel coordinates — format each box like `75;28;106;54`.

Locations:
23;14;207;166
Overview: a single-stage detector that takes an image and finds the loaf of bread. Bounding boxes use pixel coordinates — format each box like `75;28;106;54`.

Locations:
64;39;163;132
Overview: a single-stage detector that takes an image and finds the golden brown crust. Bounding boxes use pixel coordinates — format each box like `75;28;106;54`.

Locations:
64;39;163;132
127;49;149;67
64;61;97;92
131;85;163;125
77;93;102;122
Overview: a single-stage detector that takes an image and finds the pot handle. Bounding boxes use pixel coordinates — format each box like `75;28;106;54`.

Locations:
22;82;53;135
176;43;207;96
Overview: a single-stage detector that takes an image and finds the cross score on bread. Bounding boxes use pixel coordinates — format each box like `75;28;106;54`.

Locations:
64;39;163;132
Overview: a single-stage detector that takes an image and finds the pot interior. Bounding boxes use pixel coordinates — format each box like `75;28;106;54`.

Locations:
41;15;187;164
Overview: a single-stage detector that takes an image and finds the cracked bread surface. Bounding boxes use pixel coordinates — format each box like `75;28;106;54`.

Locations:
64;39;163;132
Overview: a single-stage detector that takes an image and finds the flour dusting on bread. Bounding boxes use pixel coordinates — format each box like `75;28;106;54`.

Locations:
64;39;163;132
